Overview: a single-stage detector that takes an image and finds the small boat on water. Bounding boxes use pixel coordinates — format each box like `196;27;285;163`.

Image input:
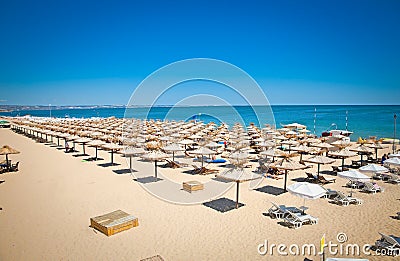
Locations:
321;129;353;138
321;123;353;143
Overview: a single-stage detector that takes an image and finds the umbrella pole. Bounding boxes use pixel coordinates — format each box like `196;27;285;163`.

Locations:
83;144;85;155
95;147;98;160
129;156;132;170
111;150;114;165
342;158;345;170
173;152;175;162
236;181;239;209
155;160;158;178
300;153;303;162
375;149;378;161
201;154;204;168
360;154;363;166
317;164;320;178
284;170;288;192
6;154;9;171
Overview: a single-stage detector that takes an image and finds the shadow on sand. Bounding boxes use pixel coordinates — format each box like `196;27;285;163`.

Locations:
203;197;244;213
134;176;163;184
255;185;286;196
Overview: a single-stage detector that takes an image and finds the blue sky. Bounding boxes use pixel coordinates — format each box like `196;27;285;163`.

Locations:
0;0;399;105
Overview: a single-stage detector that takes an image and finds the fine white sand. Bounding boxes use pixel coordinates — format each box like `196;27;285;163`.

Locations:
0;128;399;260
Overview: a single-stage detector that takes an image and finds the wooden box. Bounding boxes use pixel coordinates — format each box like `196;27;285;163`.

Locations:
183;181;204;193
140;255;165;261
90;210;138;236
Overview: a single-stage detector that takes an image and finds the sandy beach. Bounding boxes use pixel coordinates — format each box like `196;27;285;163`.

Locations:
0;125;399;261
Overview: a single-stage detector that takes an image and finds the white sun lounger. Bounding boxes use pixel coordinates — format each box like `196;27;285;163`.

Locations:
333;191;363;206
283;210;318;229
267;202;302;219
362;182;384;193
375;232;400;256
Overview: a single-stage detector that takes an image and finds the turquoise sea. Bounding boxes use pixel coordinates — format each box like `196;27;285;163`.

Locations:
1;105;399;140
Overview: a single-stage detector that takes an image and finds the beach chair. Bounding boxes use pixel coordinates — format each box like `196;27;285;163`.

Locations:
318;175;336;185
10;161;19;172
373;172;391;181
256;161;269;174
362;181;384;193
322;187;338;199
346;180;365;189
283;210;318;229
333;191;363;206
351;160;361;168
191;165;218;175
267;202;302;219
374;232;400;256
305;172;318;183
331;166;339;174
388;174;400;184
164;160;185;169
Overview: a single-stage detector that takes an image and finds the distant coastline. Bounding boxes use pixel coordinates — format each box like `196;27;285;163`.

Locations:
1;104;399;112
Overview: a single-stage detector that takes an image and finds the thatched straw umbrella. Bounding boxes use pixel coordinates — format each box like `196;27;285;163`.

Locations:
271;154;307;192
329;148;357;170
303;154;335;177
216;167;262;208
0;145;20;170
87;140;105;160
350;145;373;166
163;143;184;162
141;150;169;178
120;147;146;170
189;147;217;167
101;143;123;165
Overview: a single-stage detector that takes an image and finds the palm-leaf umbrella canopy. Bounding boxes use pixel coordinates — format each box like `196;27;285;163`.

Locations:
102;143;123;165
259;148;286;161
280;139;299;151
287;182;326;214
87;140;105;160
257;140;276;148
350;145;373;165
283;123;307;129
291;144;314;161
228;152;249;166
141;150;169;178
303;155;335;177
0;145;20;155
304;137;321;145
311;142;334;150
163;143;184;161
121;147;146;170
205;141;222;149
189;147;217;167
329;148;358;170
331;139;352;149
74;137;91;155
359;163;388;174
179;139;195;150
0;145;20;169
271;156;307;191
216;167;262;208
367;143;387;160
